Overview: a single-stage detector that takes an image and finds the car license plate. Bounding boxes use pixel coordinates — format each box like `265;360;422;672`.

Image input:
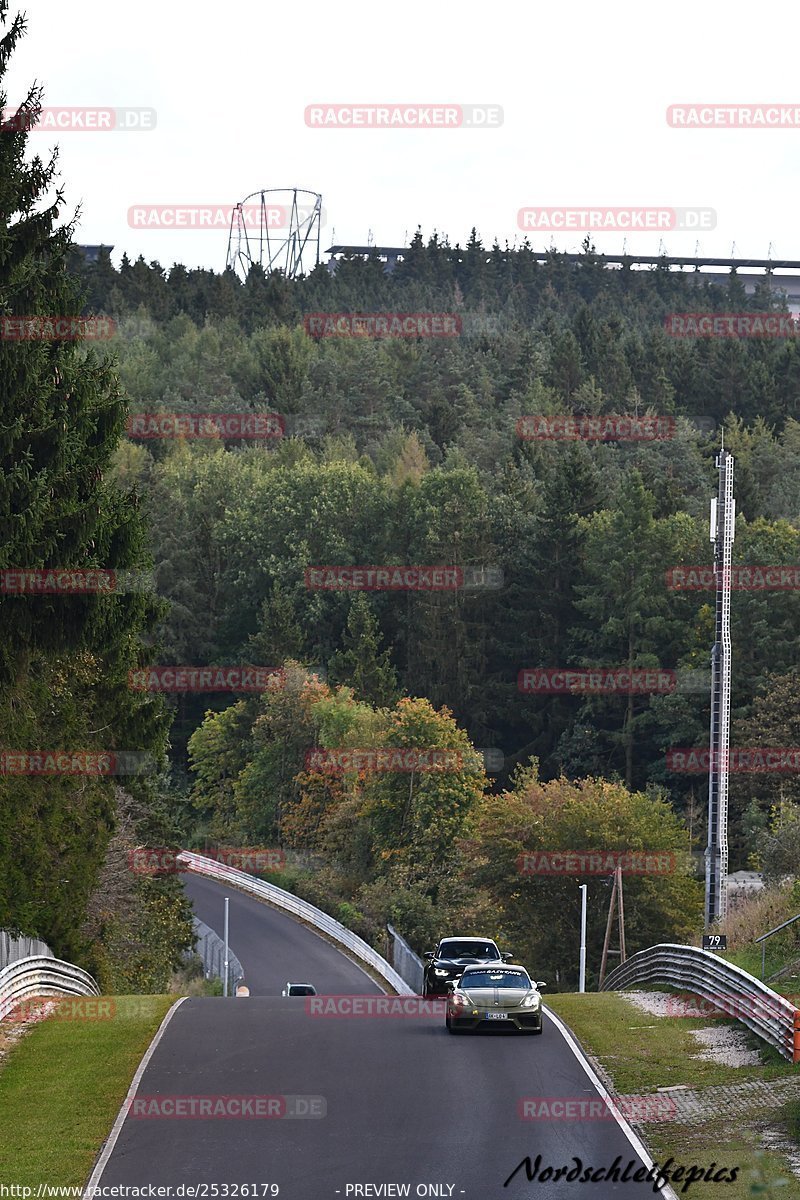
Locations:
485;1011;508;1020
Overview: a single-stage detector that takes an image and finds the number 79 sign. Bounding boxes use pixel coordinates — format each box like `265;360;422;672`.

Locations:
702;934;728;951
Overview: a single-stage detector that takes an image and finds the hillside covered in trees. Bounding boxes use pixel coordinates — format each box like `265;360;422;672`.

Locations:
51;238;800;981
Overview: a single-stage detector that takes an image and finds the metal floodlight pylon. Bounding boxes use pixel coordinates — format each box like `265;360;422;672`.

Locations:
226;188;322;281
705;446;735;929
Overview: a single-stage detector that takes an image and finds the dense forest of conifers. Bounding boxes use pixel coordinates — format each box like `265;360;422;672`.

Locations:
70;248;799;761
50;236;800;982
6;197;800;987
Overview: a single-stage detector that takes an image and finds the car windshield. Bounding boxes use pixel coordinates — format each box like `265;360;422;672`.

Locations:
288;984;315;995
460;970;531;990
438;941;499;960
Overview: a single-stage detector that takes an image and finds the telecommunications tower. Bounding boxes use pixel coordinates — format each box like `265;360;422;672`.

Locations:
705;446;735;928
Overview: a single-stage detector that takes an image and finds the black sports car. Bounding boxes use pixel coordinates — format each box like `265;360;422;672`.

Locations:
422;936;513;997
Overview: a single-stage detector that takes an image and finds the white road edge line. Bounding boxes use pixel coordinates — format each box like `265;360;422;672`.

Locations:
85;996;189;1190
543;1005;680;1200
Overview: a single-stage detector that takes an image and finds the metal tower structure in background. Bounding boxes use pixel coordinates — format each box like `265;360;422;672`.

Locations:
226;188;322;281
705;447;735;928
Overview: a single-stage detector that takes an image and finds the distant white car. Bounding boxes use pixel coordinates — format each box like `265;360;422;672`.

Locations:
281;981;317;996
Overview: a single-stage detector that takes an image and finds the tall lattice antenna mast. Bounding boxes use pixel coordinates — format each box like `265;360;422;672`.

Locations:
705;448;735;927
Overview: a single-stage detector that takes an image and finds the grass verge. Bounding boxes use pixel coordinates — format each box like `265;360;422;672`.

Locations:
547;991;800;1199
0;995;175;1185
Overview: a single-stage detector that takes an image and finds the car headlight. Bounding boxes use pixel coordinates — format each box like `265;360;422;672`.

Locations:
450;992;468;1007
521;993;541;1008
434;968;450;977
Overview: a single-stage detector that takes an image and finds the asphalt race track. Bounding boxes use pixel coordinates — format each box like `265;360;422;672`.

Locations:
183;872;381;996
91;874;674;1198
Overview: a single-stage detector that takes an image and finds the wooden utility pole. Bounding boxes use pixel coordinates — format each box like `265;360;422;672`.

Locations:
598;867;627;988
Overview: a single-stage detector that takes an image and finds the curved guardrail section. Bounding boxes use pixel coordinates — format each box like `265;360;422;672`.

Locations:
178;851;414;995
602;942;800;1062
0;955;100;1021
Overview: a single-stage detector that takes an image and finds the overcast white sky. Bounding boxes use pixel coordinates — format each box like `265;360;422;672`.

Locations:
5;0;798;272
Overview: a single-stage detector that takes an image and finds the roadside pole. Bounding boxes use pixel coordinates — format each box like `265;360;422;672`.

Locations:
578;884;587;992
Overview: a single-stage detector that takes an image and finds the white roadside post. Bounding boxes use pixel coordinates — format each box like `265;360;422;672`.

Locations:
578;884;587;993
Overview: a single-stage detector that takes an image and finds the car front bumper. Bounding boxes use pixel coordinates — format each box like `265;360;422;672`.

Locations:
447;1008;542;1031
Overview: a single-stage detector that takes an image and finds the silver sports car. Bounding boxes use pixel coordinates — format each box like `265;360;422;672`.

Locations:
445;965;546;1033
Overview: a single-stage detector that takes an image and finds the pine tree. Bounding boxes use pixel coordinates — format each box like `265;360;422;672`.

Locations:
247;583;307;666
328;595;399;707
569;471;695;788
0;4;173;960
509;445;605;776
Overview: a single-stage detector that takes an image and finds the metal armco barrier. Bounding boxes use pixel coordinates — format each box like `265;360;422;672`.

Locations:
602;942;800;1062
178;851;413;995
0;955;100;1021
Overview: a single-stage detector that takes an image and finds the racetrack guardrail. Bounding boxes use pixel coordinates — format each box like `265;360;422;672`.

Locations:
0;955;100;1021
0;930;53;968
178;851;414;995
602;942;800;1062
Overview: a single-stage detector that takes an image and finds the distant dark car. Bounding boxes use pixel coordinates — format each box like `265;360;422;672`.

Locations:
422;937;513;997
445;965;546;1034
281;982;316;996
